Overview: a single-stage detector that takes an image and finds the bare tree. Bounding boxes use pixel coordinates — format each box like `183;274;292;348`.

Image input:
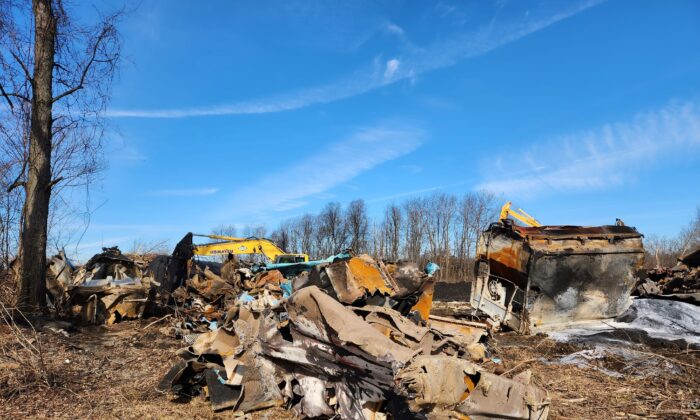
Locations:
211;224;238;238
315;202;347;256
382;204;402;261
369;220;384;259
677;206;700;256
345;199;368;253
242;224;267;238
403;198;424;262
270;220;294;253
645;234;679;268
422;193;456;279
0;0;121;310
643;206;700;267
455;193;475;276
295;214;315;258
128;238;170;256
453;190;497;279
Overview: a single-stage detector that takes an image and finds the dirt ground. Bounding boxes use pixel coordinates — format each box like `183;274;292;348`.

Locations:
1;316;698;419
492;333;700;419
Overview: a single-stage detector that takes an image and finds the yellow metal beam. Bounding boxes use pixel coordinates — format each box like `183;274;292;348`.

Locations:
499;202;542;227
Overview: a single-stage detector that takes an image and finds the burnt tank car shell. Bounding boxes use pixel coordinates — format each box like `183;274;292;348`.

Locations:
472;221;644;333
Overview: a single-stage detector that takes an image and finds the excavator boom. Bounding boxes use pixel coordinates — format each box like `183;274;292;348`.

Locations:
499;201;542;227
191;233;308;263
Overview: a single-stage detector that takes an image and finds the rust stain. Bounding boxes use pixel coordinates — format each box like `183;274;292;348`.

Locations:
347;257;392;294
489;245;521;273
410;280;435;321
430;318;485;342
460;374;477;402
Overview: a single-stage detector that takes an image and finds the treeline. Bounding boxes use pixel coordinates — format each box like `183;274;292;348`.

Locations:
215;191;500;282
644;207;700;268
214;197;700;278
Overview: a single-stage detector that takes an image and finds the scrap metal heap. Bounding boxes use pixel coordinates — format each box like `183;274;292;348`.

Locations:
155;251;550;419
635;246;700;304
46;241;551;418
46;247;159;324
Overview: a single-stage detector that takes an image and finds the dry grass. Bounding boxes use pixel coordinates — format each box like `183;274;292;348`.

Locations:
0;300;56;397
0;312;698;419
491;333;700;419
0;318;294;419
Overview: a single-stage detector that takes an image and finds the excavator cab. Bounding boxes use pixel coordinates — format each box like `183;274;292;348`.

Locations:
273;254;308;264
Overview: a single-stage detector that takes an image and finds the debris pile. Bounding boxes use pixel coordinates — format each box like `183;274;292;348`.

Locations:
156;252;550;419
42;232;556;418
47;247;158;324
163;259;275;338
635;246;700;304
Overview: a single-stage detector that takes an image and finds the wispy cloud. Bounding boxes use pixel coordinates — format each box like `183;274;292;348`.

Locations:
476;100;700;198
367;185;446;204
384;58;400;80
150;187;219;197
106;1;603;119
384;22;405;37
218;124;424;217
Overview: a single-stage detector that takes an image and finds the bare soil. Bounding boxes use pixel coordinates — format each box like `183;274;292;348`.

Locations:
1;316;698;419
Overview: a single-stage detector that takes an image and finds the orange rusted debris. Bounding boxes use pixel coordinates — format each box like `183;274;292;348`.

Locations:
347;255;395;295
410;277;435;322
253;269;284;288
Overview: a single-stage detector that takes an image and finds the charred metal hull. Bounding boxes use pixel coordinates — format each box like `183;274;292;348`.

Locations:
472;222;644;333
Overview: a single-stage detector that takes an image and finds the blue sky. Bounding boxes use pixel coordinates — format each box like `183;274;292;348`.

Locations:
70;0;700;258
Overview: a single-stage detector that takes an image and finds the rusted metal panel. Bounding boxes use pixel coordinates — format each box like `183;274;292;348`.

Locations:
472;222;645;332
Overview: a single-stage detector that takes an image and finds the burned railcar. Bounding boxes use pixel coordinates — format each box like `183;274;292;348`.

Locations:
471;221;644;333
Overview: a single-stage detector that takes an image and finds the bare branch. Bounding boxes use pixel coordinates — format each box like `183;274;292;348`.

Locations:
5;91;30;103
6;159;27;193
0;82;14;109
47;177;64;190
52;23;112;103
9;50;33;84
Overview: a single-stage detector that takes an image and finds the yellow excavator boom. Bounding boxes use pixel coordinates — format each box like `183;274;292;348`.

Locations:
499;201;542;227
191;233;309;263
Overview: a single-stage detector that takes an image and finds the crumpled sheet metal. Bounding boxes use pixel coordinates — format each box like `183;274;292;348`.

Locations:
67;283;150;324
396;355;550;419
158;285;527;419
283;286;414;364
48;247;159;325
72;246;146;285
304;254;437;325
318;254;397;304
161;307;285;413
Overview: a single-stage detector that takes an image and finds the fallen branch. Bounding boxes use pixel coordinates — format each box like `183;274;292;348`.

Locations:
501;358;538;376
632;350;700;372
140;314;172;331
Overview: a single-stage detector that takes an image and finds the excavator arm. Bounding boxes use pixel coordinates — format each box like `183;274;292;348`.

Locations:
191;233;309;263
499;202;542;227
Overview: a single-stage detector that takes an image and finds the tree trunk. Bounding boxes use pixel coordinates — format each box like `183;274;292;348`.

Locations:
17;0;56;311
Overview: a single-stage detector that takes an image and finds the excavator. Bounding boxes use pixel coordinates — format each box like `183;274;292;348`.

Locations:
190;233;309;264
160;233;308;292
498;201;541;227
